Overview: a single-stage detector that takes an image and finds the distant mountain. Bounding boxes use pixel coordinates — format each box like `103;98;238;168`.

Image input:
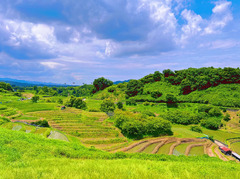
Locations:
114;80;131;84
0;78;70;87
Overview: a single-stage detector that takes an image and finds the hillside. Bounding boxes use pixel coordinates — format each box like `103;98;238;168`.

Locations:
1;126;240;178
1;67;240;178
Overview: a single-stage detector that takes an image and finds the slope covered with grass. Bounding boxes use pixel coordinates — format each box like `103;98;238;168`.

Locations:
1;126;240;179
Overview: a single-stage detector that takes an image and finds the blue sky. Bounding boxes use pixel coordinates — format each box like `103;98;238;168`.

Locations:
0;0;240;84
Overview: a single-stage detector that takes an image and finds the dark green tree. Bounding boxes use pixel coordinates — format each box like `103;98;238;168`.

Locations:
31;95;39;103
92;77;113;93
125;80;143;99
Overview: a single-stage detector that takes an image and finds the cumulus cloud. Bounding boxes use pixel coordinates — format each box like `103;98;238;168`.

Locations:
204;1;233;34
0;0;239;84
181;9;203;42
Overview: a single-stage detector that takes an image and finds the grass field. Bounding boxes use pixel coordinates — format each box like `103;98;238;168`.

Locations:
188;146;205;156
1;126;240;179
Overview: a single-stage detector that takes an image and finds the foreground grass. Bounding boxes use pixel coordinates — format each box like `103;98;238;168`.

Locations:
1;158;240;179
1;126;240;178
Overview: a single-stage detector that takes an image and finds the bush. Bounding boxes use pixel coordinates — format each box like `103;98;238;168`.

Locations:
100;100;115;112
146;117;172;137
108;86;116;93
31;120;50;127
151;91;162;99
31;95;39;103
201;118;221;130
190;126;203;133
208;107;222;117
121;120;144;139
114;110;172;139
65;96;87;110
223;113;231;122
142;111;156;117
116;102;123;109
58;99;63;104
125;80;143;98
126;99;137;106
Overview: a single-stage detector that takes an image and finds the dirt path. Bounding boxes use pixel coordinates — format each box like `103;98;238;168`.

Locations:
120;140;149;152
214;147;228;161
206;143;216;157
136;139;165;153
151;141;167;154
185;143;205;156
169;141;181;155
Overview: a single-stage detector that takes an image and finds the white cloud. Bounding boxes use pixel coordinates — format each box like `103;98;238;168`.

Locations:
40;62;64;69
181;9;203;42
199;39;239;49
204;1;233;35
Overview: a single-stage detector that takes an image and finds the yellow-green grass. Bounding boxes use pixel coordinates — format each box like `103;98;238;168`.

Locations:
157;142;175;155
172;124;240;143
141;143;159;154
1;126;240;178
172;125;203;138
2;158;240;179
231;142;240;153
174;142;196;155
188;146;205;156
126;143;148;153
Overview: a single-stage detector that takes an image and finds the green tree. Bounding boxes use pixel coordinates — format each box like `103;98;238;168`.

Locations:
146;117;172;137
92;77;113;93
125;80;143;98
100;100;116;112
65;96;87;110
31;95;39;103
223;113;231;122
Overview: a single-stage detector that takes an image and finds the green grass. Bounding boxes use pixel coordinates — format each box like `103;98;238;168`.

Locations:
174;143;192;155
157;142;174;155
231;142;240;153
2;158;240;179
188;146;205;156
126;143;148;153
1;121;240;178
141;143;159;154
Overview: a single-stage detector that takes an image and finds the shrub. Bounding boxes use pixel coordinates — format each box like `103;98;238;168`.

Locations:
65;96;87;110
142;111;156;117
31;95;39;103
116;102;123;109
151;91;162;98
31;120;50;127
58;99;63;104
121;120;144;139
223;113;231;122
108;86;116;93
201;118;221;130
125;80;143;98
143;102;150;106
146;117;172;137
208;107;222;117
190;126;203;133
126;99;137;106
100;100;115;112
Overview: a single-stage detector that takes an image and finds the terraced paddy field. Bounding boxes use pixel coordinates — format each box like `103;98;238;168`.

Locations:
1;122;68;141
22;107;130;150
117;137;226;160
188;146;205;156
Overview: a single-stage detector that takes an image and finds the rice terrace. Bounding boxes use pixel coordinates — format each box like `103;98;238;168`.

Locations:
1;0;240;178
